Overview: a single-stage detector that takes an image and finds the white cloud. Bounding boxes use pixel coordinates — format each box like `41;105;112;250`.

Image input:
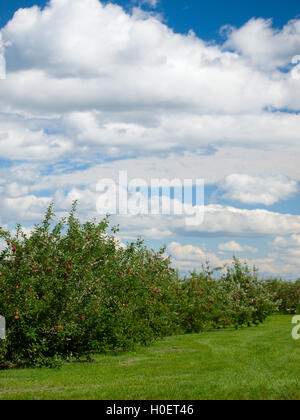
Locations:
167;241;271;273
4;182;29;198
0;177;299;276
0;1;299;278
272;234;300;250
60;111;300;157
68;189;300;239
168;241;231;269
1;180;300;238
6;149;298;193
218;240;258;254
1;195;52;223
0;1;300;163
138;0;159;8
270;234;300;261
218;240;243;252
2;110;300;164
0;114;72;161
260;234;300;277
0;33;6;79
224;18;300;71
220;174;298;205
186;204;300;237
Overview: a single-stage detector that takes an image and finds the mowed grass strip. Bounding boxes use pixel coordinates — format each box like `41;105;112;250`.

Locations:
0;315;299;400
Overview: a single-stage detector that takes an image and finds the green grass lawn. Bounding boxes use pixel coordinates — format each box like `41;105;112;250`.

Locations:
0;315;299;400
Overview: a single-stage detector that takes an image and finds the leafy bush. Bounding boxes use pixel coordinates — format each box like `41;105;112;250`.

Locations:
175;259;278;333
220;259;279;327
175;271;222;333
263;278;300;314
0;203;179;367
0;203;278;368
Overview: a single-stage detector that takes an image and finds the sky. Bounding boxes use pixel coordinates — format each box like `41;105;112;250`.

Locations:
0;0;300;279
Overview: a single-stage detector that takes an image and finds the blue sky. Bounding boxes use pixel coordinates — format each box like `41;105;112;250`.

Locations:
0;0;300;279
1;0;300;38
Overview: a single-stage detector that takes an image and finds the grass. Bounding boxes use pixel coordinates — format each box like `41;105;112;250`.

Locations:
0;315;299;400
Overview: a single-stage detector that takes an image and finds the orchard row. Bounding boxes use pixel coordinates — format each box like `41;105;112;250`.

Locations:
0;203;279;368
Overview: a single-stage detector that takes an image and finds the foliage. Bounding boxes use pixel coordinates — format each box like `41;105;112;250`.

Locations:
176;258;278;333
0;203;278;368
263;278;300;314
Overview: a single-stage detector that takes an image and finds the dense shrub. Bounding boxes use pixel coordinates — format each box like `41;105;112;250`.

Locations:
175;259;278;333
263;278;300;314
0;203;279;368
0;203;179;367
220;259;279;327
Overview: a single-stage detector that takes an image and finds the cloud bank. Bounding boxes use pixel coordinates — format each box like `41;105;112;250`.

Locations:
0;0;299;278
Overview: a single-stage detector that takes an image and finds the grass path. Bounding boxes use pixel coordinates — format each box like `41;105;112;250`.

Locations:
0;315;299;400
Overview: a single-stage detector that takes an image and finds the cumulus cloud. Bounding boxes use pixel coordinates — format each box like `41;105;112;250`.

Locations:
137;0;159;8
258;234;300;277
168;241;231;269
269;234;300;261
0;0;300;162
271;234;300;250
224;18;300;71
218;240;258;254
60;111;300;157
0;33;5;79
107;201;300;256
1;195;52;224
167;241;270;273
220;174;298;205
0;176;299;276
182;204;300;237
1;177;300;237
2;110;300;162
46;189;300;239
0;114;72;161
6;148;297;192
0;0;300;277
